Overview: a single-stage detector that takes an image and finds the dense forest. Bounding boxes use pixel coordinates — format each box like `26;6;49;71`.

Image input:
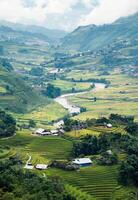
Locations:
0;157;75;200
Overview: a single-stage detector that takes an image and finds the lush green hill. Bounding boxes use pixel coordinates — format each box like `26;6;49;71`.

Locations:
0;66;48;113
61;12;138;51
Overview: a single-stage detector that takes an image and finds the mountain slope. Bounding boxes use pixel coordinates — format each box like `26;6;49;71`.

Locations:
0;21;67;42
61;12;138;51
0;66;47;113
0;25;51;45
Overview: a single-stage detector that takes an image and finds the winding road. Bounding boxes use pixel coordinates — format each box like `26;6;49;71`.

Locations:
24;154;34;169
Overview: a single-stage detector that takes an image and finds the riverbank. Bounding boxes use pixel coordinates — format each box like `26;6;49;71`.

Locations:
54;83;106;115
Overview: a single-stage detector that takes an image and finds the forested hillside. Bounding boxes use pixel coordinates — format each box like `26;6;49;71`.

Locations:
61;12;138;51
0;65;47;113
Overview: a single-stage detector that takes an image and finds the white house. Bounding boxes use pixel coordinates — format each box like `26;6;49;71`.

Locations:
35;164;48;170
72;158;92;167
34;128;51;136
51;130;59;135
106;150;113;155
106;123;112;128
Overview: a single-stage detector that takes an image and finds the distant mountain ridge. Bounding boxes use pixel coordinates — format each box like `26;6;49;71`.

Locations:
0;21;67;43
61;12;138;51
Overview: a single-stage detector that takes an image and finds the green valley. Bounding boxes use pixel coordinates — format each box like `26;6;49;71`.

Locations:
0;11;138;200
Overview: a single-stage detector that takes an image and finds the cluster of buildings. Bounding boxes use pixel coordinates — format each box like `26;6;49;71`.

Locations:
25;158;93;171
25;163;48;170
34;128;64;136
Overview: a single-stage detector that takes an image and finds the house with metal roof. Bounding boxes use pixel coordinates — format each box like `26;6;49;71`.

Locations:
72;158;92;167
35;164;48;170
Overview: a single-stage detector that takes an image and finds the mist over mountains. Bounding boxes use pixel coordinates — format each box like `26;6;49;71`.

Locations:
61;12;138;51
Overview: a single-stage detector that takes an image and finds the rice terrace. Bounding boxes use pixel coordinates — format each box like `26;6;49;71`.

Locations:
0;2;138;200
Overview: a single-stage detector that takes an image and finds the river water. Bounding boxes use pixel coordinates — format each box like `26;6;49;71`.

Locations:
54;83;105;115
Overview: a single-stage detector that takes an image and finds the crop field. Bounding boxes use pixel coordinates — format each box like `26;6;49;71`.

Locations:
66;129;100;138
65;71;138;122
51;79;92;93
0;130;135;200
66;70;98;80
0;130;73;162
15;102;68;126
87;126;127;135
66;125;126;138
48;165;119;200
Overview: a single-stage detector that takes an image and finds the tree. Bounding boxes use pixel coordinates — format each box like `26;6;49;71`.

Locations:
97;152;118;165
28;119;36;128
109;114;134;124
0;58;13;71
125;123;138;136
29;67;44;76
42;84;61;98
73;135;100;156
80;107;86;113
118;154;138;186
0;110;16;137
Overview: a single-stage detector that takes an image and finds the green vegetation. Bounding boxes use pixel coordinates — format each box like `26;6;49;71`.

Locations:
119;154;138;186
0;130;73;161
16;102;68;125
0;157;75;200
66;72;138;122
48;165;118;199
42;83;61;98
51;79;92;93
0;13;138;200
0;110;16;137
0;66;47;113
61;12;138;54
29;67;44;76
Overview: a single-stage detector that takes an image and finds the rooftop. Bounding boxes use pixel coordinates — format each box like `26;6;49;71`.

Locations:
72;158;92;165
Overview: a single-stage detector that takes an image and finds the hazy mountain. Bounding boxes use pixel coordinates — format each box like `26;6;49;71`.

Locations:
0;21;67;42
0;25;52;46
61;12;138;51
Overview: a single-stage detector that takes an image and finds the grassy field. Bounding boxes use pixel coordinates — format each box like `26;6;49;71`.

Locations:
66;129;100;138
65;71;138;122
51;79;92;93
47;165;119;200
65;125;126;138
15;101;68;127
0;129;135;200
0;130;73;162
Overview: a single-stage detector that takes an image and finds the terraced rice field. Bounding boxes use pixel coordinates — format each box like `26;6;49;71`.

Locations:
66;129;100;138
48;165;118;200
88;126;127;135
0;131;73;161
51;79;91;93
65;125;126;138
15;102;68;125
66;72;138;122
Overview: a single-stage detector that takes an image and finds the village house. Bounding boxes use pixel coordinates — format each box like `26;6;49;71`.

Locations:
106;123;112;128
72;158;92;167
34;128;51;136
106;150;113;155
35;164;48;170
34;128;64;136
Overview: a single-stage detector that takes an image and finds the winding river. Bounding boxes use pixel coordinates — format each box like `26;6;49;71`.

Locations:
54;83;106;115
